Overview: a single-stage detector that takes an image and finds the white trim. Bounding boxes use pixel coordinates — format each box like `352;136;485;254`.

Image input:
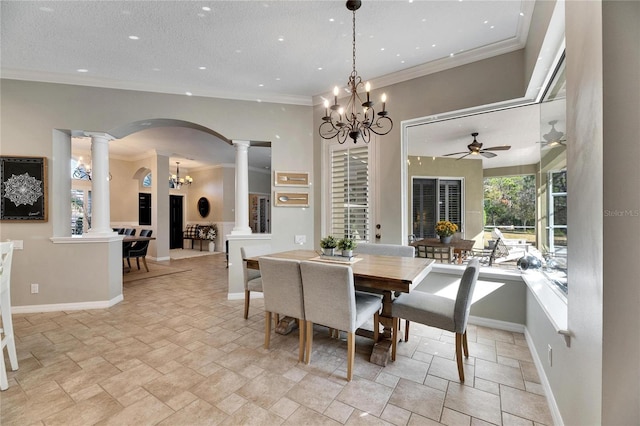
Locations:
521;272;569;335
227;292;264;301
525;327;565;426
468;316;524;333
50;235;122;243
11;294;123;314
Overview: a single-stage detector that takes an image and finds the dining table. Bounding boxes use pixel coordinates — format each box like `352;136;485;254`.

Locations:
410;237;475;264
245;249;434;366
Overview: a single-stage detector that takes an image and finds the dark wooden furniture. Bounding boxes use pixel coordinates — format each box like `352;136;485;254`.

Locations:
411;238;475;264
245;249;434;366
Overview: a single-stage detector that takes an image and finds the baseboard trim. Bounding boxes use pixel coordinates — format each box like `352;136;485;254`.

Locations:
11;294;124;314
227;292;263;301
468;315;525;333
524;328;564;426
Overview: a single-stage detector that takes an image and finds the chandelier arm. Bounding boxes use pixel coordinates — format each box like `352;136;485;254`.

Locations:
368;116;394;136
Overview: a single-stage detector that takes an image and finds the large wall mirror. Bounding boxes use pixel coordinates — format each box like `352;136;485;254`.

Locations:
404;55;567;293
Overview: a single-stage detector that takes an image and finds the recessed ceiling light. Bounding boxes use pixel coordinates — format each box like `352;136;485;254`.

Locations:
520;12;525;16
449;53;455;57
380;47;385;51
235;49;242;54
484;20;489;24
401;60;405;64
329;18;335;22
317;67;323;71
275;77;281;81
490;25;495;29
256;99;262;102
202;6;211;12
199;66;206;70
415;46;420;50
128;35;139;40
396;53;400;57
432;44;437;47
76;69;88;73
39;6;54;12
278;36;284;42
185;92;193;96
422;18;426;22
258;84;264;87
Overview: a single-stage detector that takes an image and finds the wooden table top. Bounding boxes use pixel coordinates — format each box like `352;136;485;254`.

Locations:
410;238;475;251
123;236;156;243
246;249;434;294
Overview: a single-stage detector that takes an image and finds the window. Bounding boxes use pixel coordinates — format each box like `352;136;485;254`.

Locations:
142;172;152;187
329;144;371;242
548;170;567;252
71;189;91;234
412;178;462;238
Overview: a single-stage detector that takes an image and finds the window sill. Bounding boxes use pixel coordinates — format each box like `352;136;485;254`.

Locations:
521;271;569;336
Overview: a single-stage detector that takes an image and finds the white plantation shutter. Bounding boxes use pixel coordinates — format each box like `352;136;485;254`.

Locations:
413;178;463;238
329;145;371;242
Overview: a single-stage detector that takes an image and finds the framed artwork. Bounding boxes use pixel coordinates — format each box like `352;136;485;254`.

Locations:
1;156;48;221
274;191;309;207
274;171;309;187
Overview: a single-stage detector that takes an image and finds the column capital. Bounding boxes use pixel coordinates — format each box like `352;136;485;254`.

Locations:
84;132;115;141
232;140;251;148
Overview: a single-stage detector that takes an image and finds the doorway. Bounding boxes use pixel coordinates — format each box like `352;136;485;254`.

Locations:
169;195;184;249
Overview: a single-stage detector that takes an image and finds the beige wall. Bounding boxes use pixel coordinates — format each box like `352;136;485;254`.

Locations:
0;80;313;308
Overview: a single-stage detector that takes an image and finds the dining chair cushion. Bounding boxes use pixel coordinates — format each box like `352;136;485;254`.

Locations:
392;292;456;332
246;275;262;292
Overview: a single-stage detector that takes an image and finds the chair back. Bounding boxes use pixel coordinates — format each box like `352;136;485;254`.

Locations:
259;257;304;319
300;261;357;332
355;243;414;258
240;244;272;286
124;228;136;236
423;245;454;263
140;229;153;237
0;242;14;297
453;258;480;333
128;240;150;257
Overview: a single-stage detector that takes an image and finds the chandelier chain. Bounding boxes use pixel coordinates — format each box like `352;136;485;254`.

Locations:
352;8;357;77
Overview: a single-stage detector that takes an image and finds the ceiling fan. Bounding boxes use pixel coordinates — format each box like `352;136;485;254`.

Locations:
537;120;566;148
443;132;511;160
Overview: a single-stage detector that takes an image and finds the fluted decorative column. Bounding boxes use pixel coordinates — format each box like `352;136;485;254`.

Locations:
231;140;252;235
85;132;115;236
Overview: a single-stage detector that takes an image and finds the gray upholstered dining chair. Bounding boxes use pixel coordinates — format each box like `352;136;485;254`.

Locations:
391;258;480;382
354;243;415;258
299;261;382;381
240;244;272;319
0;242;18;391
258;257;306;362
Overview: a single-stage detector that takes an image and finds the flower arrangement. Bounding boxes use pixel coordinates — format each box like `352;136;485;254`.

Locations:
199;224;217;241
320;235;338;249
435;220;458;237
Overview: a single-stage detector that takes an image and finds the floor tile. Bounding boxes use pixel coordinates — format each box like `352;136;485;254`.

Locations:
388;378;445;421
444;382;501;425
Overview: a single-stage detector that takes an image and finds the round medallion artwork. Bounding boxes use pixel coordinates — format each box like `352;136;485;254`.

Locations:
197;197;210;218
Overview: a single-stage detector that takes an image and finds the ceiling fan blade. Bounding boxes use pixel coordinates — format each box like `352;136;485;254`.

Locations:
442;152;469;157
483;145;511;151
456;153;472;160
479;151;497;158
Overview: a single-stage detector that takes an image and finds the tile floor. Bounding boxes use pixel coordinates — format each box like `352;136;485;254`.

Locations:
0;255;553;425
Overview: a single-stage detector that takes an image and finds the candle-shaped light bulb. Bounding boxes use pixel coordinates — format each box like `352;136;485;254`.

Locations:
381;93;387;111
338;107;344;118
323;99;329;116
333;86;339;106
365;82;371;102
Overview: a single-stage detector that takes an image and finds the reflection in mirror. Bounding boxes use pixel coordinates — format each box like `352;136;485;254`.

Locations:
538;55;567;293
248;145;272;234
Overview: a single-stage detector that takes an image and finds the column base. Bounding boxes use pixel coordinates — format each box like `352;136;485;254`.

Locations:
231;227;252;235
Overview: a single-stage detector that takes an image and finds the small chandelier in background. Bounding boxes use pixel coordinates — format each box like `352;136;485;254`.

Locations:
73;156;112;181
169;161;193;189
73;156;92;180
319;0;392;144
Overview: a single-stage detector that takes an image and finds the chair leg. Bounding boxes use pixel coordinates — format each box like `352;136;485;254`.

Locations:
391;317;399;362
298;319;305;362
305;321;313;364
136;257;140;270
462;330;469;358
244;290;250;319
1;296;18;371
127;258;131;268
0;349;7;391
405;320;410;342
275;314;280;329
347;332;355;381
455;332;465;382
141;256;149;273
264;311;272;349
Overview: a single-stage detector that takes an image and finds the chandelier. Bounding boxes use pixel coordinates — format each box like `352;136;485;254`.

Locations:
73;156;92;180
169;162;193;189
319;0;392;144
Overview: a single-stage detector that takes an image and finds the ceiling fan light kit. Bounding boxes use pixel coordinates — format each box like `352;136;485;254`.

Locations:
443;132;511;160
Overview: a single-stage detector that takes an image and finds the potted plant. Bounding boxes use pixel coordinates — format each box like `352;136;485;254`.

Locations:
435;220;458;244
338;237;357;257
199;224;218;252
320;235;338;256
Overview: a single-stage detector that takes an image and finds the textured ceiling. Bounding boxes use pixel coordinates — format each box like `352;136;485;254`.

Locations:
1;0;541;171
